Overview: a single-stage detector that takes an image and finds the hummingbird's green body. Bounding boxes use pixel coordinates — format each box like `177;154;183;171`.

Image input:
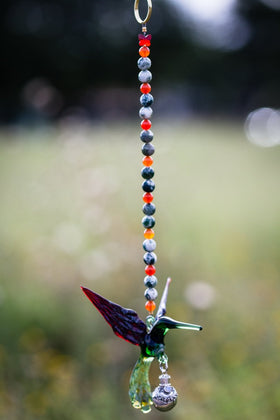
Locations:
129;354;154;413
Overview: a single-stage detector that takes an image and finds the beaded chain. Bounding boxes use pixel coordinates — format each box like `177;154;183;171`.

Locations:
138;31;158;315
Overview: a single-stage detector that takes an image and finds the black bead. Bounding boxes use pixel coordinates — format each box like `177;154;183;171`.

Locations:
140;94;154;107
143;252;157;265
142;179;155;192
143;203;156;215
140;130;154;143
142;143;155;156
141;167;154;179
142;216;155;228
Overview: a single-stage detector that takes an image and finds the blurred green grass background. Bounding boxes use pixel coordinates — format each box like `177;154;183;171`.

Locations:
1;121;280;420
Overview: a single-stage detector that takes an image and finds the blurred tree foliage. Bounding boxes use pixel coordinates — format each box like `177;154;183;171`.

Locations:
1;0;280;122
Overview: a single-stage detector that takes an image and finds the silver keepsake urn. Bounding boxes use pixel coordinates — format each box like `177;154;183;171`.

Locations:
152;373;178;412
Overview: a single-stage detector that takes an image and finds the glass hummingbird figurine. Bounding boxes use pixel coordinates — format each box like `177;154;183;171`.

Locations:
81;278;202;413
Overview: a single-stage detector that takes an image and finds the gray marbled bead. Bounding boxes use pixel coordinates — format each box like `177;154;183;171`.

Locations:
143;239;156;252
145;288;158;301
139;107;153;119
138;57;151;70
144;275;158;288
142;143;155;156
143;252;157;265
140;130;153;143
142;215;155;228
138;70;152;83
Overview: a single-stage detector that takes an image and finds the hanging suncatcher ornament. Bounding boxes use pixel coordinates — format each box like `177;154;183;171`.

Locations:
81;0;203;413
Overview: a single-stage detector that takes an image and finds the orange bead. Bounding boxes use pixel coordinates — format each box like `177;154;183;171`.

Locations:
144;228;155;239
145;300;156;313
139;46;150;57
140;83;151;94
143;192;153;203
142;156;153;167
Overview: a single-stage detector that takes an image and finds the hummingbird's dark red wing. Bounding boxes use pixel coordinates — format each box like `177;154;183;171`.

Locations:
81;287;146;346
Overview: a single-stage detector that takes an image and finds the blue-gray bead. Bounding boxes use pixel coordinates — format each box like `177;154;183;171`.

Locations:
138;70;152;83
145;288;158;301
143;239;156;252
142;180;155;193
142;216;155;228
140;130;153;143
139;107;153;119
143;203;156;215
140;94;154;107
143;252;157;265
142;143;155;156
141;167;154;179
138;57;151;70
144;275;158;288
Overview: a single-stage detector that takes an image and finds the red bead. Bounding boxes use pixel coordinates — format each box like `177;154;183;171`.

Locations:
145;300;156;313
139;39;151;47
139;46;150;57
143;192;154;203
141;119;152;130
140;83;151;94
142;156;153;167
138;34;152;46
145;265;156;275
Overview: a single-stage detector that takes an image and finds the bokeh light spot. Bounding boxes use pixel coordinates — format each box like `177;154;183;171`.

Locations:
185;281;216;310
245;107;280;147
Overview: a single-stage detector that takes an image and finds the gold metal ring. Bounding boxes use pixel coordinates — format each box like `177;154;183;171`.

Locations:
134;0;152;25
